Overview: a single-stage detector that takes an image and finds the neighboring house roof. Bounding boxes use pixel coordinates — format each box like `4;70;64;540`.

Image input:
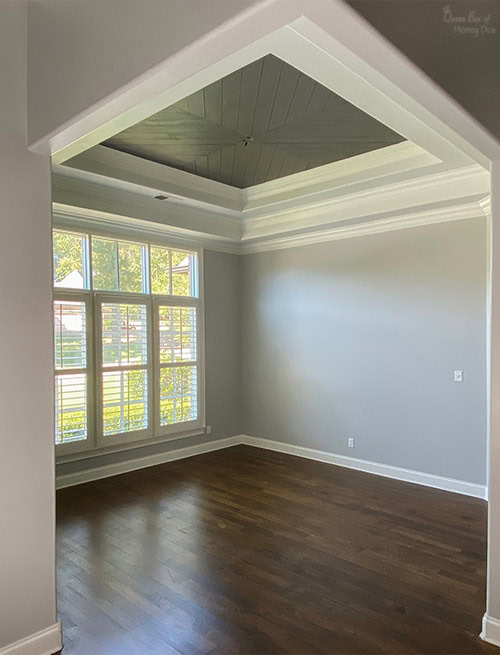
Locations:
55;270;84;288
172;256;190;274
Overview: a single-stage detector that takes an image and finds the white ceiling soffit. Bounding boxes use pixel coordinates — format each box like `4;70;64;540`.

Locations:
55;140;439;215
43;0;500;167
53;157;490;253
48;0;497;253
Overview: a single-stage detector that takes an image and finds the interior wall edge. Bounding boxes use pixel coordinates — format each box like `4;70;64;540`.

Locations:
481;613;500;648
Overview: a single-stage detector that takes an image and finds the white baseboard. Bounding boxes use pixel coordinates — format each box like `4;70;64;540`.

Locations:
239;435;488;500
0;623;61;655
56;433;487;500
56;436;240;489
481;614;500;647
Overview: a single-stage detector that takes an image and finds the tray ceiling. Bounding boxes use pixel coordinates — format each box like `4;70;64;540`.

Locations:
103;54;405;189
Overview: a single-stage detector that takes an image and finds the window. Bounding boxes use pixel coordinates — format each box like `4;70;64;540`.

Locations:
53;231;89;289
54;299;89;446
150;245;196;296
92;237;147;293
52;229;203;456
156;304;199;433
98;299;150;445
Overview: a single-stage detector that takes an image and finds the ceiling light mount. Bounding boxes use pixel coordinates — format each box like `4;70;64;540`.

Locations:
154;194;169;200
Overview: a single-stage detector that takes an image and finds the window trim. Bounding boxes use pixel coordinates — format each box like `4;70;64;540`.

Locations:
53;290;95;458
153;295;205;439
95;293;153;448
53;225;206;461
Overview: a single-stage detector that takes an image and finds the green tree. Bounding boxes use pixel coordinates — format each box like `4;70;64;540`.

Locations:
151;246;170;294
53;231;84;283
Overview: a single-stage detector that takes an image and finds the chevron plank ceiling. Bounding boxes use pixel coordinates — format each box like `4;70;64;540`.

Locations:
103;55;406;189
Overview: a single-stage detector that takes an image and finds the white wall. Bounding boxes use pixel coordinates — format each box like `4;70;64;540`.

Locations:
485;160;500;638
0;1;57;650
241;218;488;485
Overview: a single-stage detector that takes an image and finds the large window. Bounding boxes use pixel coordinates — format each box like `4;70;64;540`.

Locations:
53;229;203;457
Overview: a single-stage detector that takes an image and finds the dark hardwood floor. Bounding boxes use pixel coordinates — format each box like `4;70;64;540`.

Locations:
57;445;497;655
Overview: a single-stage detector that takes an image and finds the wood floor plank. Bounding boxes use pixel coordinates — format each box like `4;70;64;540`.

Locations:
57;445;497;654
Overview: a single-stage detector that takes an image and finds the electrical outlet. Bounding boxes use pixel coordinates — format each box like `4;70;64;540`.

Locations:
348;437;355;448
206;425;212;434
454;370;463;383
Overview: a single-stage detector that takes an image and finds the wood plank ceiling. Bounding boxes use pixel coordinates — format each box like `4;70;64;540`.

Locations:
103;55;406;189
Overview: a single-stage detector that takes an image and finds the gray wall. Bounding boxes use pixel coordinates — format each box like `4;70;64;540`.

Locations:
347;1;500;141
0;2;57;648
56;249;240;477
27;0;259;145
27;1;500;146
241;218;488;485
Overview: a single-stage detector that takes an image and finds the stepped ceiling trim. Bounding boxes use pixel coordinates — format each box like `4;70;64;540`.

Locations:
103;54;405;189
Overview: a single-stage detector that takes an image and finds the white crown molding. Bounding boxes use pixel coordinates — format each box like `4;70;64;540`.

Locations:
0;623;61;655
54;196;489;257
55;151;489;247
242;164;489;241
52;173;242;243
480;196;492;217
242;141;438;211
58;141;440;218
53;205;241;255
58;145;243;212
240;199;488;254
53;162;490;255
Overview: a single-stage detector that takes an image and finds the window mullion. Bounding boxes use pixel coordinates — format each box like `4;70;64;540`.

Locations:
115;241;120;292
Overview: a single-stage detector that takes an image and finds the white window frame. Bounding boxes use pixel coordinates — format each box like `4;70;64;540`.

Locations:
53;223;206;461
153;295;205;439
95;292;153;448
53;290;95;458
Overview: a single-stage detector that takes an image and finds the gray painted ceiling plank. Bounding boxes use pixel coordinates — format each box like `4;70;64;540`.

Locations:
266;148;288;182
304;83;331;117
208;149;222;181
194;155;209;178
102;54;406;189
253;144;275;186
267;62;301;132
220;144;236;183
204;79;222;126
278;152;308;178
251;55;283;137
187;89;206;119
324;93;353;116
242;141;263;187
284;73;317;127
231;143;250;187
221;70;241;132
237;59;263;137
172;97;189;112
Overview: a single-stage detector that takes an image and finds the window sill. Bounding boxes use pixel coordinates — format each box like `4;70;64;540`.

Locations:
55;426;209;464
